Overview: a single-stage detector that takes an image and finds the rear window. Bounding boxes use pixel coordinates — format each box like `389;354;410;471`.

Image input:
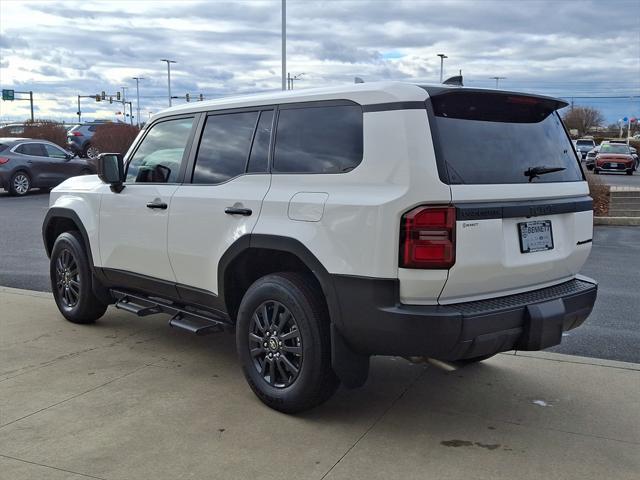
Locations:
576;140;594;146
273;104;363;174
428;92;583;184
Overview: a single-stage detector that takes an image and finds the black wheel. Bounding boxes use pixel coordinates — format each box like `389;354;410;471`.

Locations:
626;169;633;175
594;168;600;174
8;171;31;196
50;231;108;324
236;272;339;413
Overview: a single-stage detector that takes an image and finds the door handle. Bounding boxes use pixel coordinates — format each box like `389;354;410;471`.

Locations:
225;207;252;216
146;201;168;210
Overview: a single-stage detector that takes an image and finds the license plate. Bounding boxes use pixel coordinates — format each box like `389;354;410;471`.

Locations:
610;163;618;168
518;220;553;253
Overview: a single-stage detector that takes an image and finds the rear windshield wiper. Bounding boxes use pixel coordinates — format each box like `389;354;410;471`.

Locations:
524;166;566;182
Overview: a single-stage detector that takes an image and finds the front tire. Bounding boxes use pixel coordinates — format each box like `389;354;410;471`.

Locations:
50;231;108;324
9;171;31;196
626;169;633;175
236;272;339;413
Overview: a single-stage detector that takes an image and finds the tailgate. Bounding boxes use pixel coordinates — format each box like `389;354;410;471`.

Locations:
423;88;593;304
439;185;593;303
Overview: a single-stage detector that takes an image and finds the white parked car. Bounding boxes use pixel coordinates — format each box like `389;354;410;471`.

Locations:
43;82;598;413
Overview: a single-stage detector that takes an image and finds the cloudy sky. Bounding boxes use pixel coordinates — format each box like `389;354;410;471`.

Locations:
1;0;638;124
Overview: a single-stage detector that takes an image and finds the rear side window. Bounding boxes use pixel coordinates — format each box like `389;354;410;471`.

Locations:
16;143;46;157
274;105;363;174
192;111;259;184
428;92;583;184
247;110;273;173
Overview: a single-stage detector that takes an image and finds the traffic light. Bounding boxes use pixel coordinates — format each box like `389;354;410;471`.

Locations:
199;93;204;101
186;93;190;102
116;91;121;101
109;96;113;104
101;91;106;100
95;94;101;102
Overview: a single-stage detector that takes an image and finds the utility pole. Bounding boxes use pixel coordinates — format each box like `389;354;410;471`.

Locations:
77;95;81;123
288;72;305;90
437;53;447;83
491;76;506;88
28;91;34;122
282;0;286;91
120;86;128;122
161;59;176;107
132;76;144;128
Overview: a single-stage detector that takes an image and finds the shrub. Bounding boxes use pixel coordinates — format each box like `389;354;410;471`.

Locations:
0;119;67;148
91;123;141;155
586;173;609;217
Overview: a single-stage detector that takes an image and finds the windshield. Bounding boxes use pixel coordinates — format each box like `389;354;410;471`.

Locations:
600;144;630;154
428;92;583;184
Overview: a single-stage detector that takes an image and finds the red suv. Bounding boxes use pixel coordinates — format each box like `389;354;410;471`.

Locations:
594;143;635;175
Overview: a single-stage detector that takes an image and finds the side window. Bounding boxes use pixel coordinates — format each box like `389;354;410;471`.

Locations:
126;117;194;183
43;144;68;159
192;111;258;184
247;110;273;173
273;105;363;174
16;143;46;157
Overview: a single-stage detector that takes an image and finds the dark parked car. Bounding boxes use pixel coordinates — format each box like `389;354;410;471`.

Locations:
66;122;110;159
0;138;95;196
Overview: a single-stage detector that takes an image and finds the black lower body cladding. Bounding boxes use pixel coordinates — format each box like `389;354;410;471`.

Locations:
332;275;597;361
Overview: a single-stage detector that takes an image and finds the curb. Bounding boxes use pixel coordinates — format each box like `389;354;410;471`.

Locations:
594;216;640;226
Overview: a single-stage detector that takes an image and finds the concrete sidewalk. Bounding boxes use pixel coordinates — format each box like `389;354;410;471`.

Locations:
1;286;638;480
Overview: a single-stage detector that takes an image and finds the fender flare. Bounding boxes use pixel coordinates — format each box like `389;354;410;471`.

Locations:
218;234;369;387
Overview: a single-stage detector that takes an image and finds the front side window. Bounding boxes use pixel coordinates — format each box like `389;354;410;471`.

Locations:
16;143;46;157
43;144;68;159
273;105;363;174
192;111;258;184
126;117;194;183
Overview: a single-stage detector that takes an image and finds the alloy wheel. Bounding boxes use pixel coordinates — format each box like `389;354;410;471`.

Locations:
86;146;100;159
13;174;29;195
55;248;80;308
249;300;303;388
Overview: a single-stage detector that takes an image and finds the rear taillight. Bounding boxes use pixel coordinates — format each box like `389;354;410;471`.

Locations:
71;131;83;137
400;205;456;269
0;157;10;165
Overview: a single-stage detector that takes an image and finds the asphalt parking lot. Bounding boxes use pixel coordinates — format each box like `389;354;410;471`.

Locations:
1;188;639;364
584;169;640;187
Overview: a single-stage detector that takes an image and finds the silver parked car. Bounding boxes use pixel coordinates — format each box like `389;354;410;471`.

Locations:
0;138;95;196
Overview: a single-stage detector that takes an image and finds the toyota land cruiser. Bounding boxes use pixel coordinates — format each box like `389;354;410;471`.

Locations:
43;82;597;413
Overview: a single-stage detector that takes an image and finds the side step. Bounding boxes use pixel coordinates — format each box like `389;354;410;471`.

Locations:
115;297;162;317
111;289;230;336
169;314;223;335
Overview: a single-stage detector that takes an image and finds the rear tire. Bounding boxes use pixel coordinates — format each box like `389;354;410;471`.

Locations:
8;171;31;196
50;231;108;324
236;272;339;413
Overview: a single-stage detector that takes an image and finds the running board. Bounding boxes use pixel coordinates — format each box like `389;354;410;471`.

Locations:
111;289;231;336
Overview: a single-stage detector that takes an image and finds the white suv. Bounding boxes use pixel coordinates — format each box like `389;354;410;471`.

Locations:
43;82;597;413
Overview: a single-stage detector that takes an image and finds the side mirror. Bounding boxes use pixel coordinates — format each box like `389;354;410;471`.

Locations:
65;152;74;160
97;153;125;193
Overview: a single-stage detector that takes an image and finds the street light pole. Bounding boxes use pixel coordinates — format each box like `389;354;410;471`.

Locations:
161;59;176;106
132;76;145;127
120;86;128;122
491;76;506;88
437;53;448;83
282;0;286;91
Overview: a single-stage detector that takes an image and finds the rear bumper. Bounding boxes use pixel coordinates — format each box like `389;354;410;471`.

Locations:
333;275;597;361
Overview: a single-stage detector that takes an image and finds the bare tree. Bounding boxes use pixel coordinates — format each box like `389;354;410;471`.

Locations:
562;107;605;137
